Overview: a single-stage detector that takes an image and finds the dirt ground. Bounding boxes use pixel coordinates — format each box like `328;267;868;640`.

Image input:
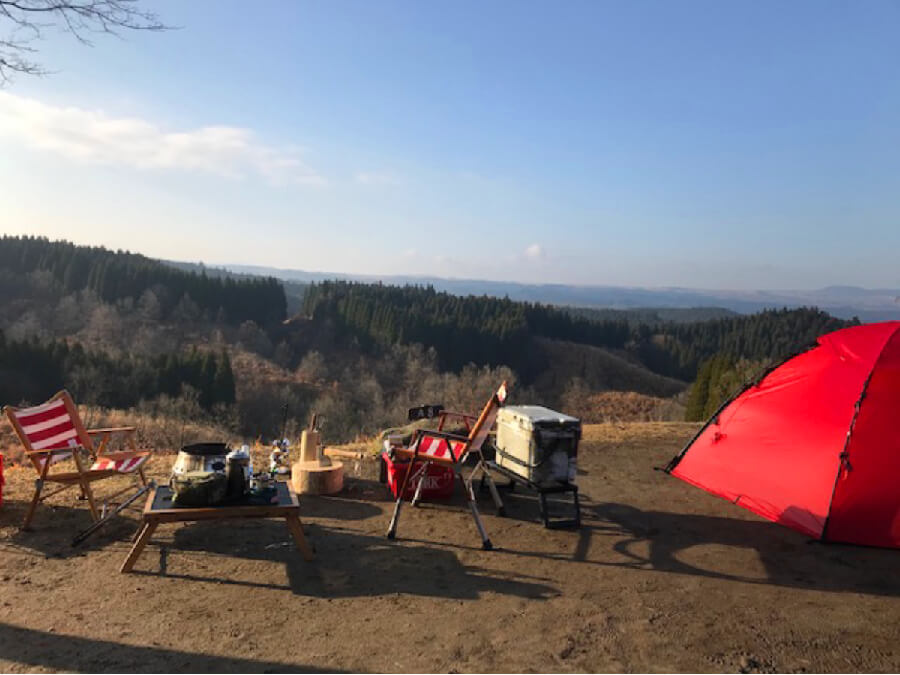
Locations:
2;422;900;673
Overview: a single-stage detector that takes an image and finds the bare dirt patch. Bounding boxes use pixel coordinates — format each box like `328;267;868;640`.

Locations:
1;422;899;672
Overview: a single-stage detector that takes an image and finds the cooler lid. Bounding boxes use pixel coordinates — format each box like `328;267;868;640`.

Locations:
499;405;580;428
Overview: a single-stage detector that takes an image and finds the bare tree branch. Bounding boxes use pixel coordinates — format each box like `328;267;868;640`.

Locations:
0;0;171;84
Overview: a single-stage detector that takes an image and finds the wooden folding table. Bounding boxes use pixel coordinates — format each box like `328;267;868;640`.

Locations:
121;481;314;573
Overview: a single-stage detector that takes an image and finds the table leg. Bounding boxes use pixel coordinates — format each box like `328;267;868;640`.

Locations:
120;521;158;573
285;515;315;561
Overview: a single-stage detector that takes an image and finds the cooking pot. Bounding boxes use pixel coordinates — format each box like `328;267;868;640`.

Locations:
171;442;229;478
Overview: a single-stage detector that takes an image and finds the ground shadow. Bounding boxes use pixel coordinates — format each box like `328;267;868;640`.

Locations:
139;519;558;601
300;491;385;520
1;498;141;559
395;496;900;598
0;621;348;673
585;501;900;597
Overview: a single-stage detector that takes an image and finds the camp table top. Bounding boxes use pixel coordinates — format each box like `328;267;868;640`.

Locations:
120;481;315;573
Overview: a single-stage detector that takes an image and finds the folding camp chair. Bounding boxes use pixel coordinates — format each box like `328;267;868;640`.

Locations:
4;390;153;531
386;382;508;549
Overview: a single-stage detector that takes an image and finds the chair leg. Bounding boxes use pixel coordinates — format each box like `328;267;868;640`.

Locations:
387;449;420;540
410;461;430;507
386;492;403;540
80;479;100;521
71;451;100;521
138;466;148;487
22;479;44;531
460;472;492;550
482;466;506;517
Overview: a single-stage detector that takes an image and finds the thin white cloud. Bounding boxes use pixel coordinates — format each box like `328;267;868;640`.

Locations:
355;171;399;186
0;91;326;186
524;243;544;260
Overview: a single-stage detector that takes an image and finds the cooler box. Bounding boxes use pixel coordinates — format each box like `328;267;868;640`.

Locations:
495;405;580;484
381;451;455;501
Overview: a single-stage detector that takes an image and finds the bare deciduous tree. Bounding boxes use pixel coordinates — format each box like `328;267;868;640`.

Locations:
0;0;169;83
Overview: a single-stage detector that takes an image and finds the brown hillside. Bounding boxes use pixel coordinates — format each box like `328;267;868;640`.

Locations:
531;337;686;402
566;390;686;423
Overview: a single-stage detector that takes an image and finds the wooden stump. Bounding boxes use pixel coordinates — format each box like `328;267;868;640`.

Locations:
291;460;344;495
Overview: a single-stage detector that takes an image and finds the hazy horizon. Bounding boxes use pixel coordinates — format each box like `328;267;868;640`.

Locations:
3;1;898;290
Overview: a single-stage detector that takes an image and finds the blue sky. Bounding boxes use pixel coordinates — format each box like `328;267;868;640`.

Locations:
1;0;898;289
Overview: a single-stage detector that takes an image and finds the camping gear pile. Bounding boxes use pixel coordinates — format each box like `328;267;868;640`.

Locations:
169;441;284;506
379;384;584;541
170;442;230;507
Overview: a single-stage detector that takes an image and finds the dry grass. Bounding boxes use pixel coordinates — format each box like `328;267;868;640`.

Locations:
565;390;687;424
0;405;238;467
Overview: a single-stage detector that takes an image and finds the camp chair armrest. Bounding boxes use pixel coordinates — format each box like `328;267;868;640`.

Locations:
25;447;77;458
412;429;470;444
93;449;150;461
88;426;138;456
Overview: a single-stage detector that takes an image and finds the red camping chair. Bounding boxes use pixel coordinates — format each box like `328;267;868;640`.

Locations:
386;382;508;549
4;390;152;530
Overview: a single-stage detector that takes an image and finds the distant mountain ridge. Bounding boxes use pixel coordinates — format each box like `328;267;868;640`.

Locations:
218;263;900;322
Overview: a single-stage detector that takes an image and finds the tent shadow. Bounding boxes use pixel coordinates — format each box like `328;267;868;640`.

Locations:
589;501;900;597
0;621;348;673
140;519;559;601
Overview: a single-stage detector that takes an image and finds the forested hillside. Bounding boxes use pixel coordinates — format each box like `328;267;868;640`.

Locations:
301;281;857;383
0;237;861;442
0;236;286;325
302;281;631;380
0;334;235;413
635;306;854;380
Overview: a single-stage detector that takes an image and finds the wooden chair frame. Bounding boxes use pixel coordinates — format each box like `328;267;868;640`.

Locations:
4;390;151;530
386;382;507;549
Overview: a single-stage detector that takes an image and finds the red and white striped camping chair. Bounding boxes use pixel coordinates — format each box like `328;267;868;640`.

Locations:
386;381;508;549
4;390;152;530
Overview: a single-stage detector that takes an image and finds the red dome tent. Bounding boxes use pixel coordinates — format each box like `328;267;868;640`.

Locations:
665;321;900;548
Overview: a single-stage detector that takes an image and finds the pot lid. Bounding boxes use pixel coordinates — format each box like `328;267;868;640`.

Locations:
180;442;229;456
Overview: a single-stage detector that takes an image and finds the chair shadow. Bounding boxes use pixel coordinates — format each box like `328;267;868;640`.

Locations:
1;498;141;559
0;621;348;673
143;519;559;601
582;501;900;597
396;496;900;598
